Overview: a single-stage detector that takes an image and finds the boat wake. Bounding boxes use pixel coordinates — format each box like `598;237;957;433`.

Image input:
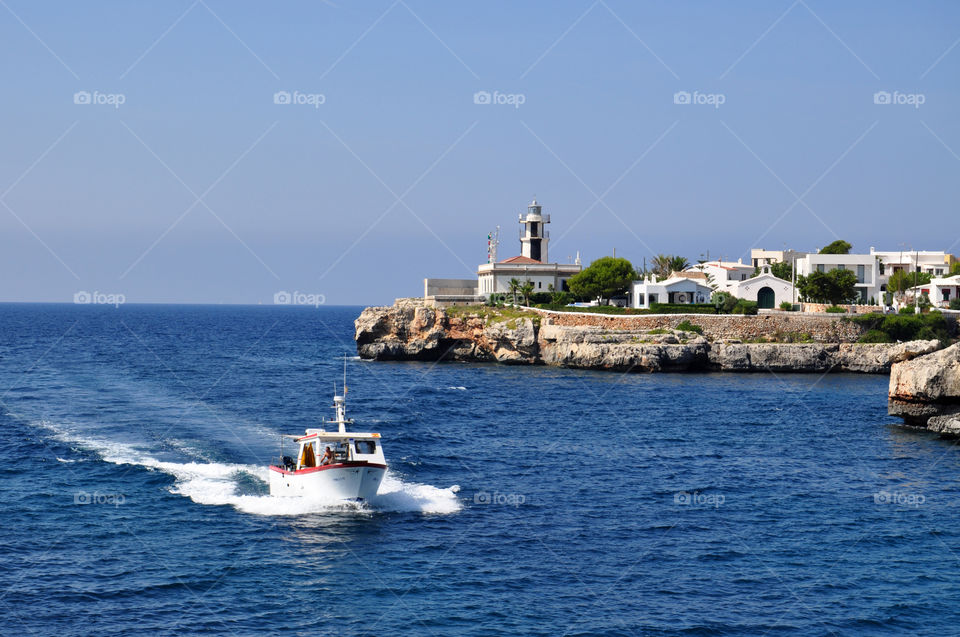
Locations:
41;421;462;516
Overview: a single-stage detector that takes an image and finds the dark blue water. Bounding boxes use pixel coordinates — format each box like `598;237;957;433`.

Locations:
2;304;959;636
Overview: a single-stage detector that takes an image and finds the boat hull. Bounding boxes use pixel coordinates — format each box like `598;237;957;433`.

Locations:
268;462;386;501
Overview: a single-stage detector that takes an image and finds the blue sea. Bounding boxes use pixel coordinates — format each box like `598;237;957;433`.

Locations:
2;304;960;636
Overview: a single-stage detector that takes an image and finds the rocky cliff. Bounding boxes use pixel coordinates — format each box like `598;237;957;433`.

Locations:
889;342;960;433
355;303;942;374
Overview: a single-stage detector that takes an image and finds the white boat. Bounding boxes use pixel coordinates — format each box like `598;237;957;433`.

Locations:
269;388;387;501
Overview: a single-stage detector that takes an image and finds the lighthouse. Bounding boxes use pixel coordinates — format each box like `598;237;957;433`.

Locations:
519;199;550;262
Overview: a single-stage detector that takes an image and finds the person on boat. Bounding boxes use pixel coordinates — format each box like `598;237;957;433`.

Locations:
320;446;335;466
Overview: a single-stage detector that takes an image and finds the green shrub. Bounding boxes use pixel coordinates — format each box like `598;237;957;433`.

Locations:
825;305;847;313
951;298;960;310
675;320;703;334
647;328;670;335
858;329;892;343
779;301;794;311
731;300;758;315
648;303;717;314
899;306;918;314
849;312;952;344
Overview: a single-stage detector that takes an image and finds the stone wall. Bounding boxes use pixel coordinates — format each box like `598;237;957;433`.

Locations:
800;302;883;314
532;309;864;343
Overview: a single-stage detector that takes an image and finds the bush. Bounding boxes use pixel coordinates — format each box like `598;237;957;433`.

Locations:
712;292;738;314
648;303;717;314
528;292;553;305
951;298;960;310
899;306;918;314
825;305;847;313
675;320;703;334
849;312;952;344
779;301;794;311
731;300;758;315
858;329;892;343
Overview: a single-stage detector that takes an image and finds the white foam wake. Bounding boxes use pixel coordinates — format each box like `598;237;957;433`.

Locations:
42;421;461;516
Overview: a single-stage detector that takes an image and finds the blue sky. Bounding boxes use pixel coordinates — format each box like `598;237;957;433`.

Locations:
0;0;958;305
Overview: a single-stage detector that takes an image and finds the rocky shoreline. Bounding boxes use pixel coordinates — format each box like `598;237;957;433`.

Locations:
354;302;942;374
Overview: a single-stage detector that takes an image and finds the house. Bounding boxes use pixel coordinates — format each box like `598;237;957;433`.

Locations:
795;252;882;304
476;200;582;296
909;275;960;308
630;275;713;309
686;260;755;294
750;248;807;269
870;248;956;279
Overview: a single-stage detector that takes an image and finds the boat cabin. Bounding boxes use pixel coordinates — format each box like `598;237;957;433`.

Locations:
278;430;385;473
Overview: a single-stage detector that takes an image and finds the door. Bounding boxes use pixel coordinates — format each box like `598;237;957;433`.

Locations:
757;286;775;309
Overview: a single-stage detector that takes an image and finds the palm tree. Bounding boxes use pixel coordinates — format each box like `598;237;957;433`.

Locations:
520;280;535;306
652;254;689;280
508;278;521;304
668;256;690;273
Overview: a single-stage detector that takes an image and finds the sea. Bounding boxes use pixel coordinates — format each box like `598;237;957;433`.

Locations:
2;303;959;636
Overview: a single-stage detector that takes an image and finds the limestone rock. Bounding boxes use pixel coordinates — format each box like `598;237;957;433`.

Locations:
838;340;941;374
888;342;960;429
707;343;838;372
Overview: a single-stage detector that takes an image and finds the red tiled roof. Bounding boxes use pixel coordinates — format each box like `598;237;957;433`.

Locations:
499;255;541;264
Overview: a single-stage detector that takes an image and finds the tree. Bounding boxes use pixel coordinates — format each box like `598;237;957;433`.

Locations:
567;256;635;304
796;269;858;305
819;240;852;255
508;278;521;304
519;280;534;305
651;254;689;280
951;261;960;276
753;261;792;281
887;270;932;297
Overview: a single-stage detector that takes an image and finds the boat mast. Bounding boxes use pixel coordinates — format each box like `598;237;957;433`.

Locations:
332;354;352;434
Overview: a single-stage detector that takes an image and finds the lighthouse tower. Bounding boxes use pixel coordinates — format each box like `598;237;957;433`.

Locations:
519;199;550;262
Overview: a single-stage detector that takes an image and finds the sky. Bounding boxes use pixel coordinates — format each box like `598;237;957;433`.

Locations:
0;0;958;305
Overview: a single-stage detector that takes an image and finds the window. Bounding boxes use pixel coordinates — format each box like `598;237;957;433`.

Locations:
836;264;845;271
857;264;865;283
355;440;376;455
636;293;645;305
817;264;825;273
648;293;658;304
537;281;541;289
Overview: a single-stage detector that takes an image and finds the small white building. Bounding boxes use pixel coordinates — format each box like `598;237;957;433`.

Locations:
795;253;882;304
910;275;960;308
630;276;714;309
730;268;796;309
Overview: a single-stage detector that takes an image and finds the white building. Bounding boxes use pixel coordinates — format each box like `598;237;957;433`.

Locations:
686;260;755;294
795;253;882;304
630;275;713;309
870;248;956;279
476;200;581;296
910;275;960;308
729;267;796;309
750;248;807;269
